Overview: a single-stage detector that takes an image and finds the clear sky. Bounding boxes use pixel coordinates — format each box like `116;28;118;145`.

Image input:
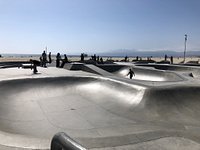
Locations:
0;0;200;54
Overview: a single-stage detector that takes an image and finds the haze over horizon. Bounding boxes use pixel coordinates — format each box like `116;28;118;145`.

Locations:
0;0;200;55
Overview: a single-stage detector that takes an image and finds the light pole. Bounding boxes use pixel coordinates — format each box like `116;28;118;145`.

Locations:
183;34;187;63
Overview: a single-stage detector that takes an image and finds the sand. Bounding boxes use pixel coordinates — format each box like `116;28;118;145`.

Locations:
0;55;199;64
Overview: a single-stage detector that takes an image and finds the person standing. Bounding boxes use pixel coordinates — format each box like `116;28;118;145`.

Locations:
170;56;173;64
127;68;135;79
56;53;61;67
80;53;84;62
60;54;68;68
48;52;52;64
100;57;103;64
125;56;128;62
42;51;47;67
165;54;167;61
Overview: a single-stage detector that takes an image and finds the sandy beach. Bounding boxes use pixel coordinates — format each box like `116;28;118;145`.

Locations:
0;55;199;64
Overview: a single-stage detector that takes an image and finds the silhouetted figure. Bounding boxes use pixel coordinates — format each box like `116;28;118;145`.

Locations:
42;51;47;67
94;54;96;61
64;54;68;61
80;53;84;62
30;59;40;74
56;53;61;68
61;54;68;68
39;56;42;66
127;68;135;79
100;57;103;64
165;54;167;61
170;56;173;64
97;56;100;62
136;56;139;61
48;52;52;64
125;56;128;62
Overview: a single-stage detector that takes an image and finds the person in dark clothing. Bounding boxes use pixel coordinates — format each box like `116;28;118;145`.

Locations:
127;68;135;79
80;53;84;62
170;56;173;64
125;56;128;62
100;57;103;64
97;56;100;62
165;54;167;61
60;54;68;68
56;53;61;68
30;59;40;74
48;52;52;64
93;54;96;61
39;56;43;66
42;51;47;67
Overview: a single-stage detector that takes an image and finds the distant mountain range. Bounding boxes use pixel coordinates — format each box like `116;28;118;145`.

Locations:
97;49;200;57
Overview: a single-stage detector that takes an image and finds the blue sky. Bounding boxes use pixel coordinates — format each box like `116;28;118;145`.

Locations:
0;0;199;54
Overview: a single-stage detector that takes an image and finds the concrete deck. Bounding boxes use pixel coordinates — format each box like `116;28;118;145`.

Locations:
0;65;200;149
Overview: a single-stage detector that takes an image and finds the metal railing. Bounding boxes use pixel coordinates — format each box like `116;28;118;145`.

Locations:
51;132;87;150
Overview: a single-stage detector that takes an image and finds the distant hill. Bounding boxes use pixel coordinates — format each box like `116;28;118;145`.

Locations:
97;49;200;57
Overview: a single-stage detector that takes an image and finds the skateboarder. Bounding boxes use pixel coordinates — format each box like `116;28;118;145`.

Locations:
127;68;135;79
30;59;40;74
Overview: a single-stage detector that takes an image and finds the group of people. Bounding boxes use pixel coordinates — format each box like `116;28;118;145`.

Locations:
31;52;135;79
164;54;174;64
80;53;104;64
31;51;70;74
90;54;104;64
40;51;52;68
56;53;69;68
40;51;70;68
30;51;51;74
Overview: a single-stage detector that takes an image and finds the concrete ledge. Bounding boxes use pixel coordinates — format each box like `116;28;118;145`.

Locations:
76;130;198;149
0;130;50;150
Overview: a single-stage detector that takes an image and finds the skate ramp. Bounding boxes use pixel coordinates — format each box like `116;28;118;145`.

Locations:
0;76;200;149
64;64;184;82
136;64;200;78
0;77;145;139
109;66;183;81
83;65;113;76
137;85;200;124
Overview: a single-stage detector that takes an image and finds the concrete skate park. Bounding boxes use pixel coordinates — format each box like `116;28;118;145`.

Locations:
0;61;200;150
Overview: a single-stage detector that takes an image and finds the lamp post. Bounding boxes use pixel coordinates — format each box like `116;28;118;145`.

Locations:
183;34;187;63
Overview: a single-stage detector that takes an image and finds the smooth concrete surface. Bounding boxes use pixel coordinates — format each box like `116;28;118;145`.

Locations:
135;63;200;78
0;66;200;149
112;66;183;81
96;63;185;82
91;137;200;150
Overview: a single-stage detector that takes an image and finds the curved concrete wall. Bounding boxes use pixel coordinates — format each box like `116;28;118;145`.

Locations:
0;76;200;149
113;66;183;82
0;77;199;135
136;64;200;78
140;86;200;124
0;77;144;139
